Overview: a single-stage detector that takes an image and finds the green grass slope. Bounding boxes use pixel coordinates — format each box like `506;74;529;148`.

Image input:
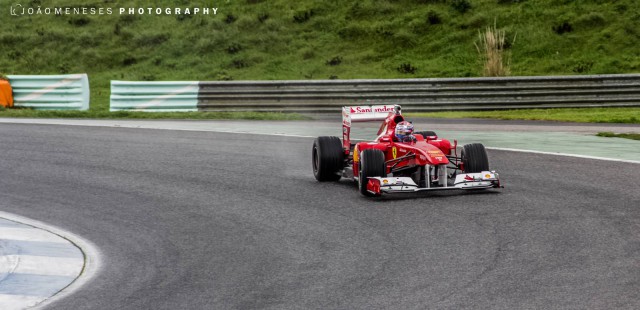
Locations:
2;0;640;111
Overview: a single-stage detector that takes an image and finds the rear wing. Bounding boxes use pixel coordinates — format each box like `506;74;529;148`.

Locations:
342;105;401;152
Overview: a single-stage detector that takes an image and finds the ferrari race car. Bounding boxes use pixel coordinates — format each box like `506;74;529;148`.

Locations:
312;105;502;197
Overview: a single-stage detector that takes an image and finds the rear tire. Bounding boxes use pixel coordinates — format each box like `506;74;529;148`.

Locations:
415;130;437;139
358;149;386;196
312;136;344;182
461;143;489;173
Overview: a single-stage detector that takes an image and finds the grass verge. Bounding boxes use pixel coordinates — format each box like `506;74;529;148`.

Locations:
407;107;640;124
0;109;309;121
597;132;640;141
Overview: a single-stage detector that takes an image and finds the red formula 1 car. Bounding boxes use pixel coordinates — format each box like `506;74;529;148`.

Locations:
312;105;502;197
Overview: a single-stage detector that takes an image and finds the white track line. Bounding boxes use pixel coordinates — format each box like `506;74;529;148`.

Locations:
487;147;640;164
0;118;636;164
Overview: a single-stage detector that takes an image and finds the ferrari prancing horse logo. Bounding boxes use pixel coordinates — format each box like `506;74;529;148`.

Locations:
392;146;397;159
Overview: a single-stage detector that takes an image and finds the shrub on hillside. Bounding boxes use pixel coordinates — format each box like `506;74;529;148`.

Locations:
450;0;471;14
258;13;269;23
68;16;90;26
427;10;442;24
225;14;237;24
553;21;573;34
293;10;314;23
326;56;342;66
573;61;594;73
615;4;628;13
397;63;417;74
176;12;193;21
232;59;248;69
123;57;137;66
227;43;242;54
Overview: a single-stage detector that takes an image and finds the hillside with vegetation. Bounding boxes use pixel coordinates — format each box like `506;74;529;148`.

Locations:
1;0;640;110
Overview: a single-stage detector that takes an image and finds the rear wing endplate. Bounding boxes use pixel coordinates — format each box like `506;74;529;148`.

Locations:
342;105;400;152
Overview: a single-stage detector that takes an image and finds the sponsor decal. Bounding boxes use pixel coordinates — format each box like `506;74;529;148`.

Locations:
464;175;475;181
383;179;389;184
353;145;359;162
427;150;445;161
485;174;492;178
392;146;397;159
349;105;395;114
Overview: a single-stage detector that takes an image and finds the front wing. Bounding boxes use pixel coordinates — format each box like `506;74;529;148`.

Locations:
366;171;501;195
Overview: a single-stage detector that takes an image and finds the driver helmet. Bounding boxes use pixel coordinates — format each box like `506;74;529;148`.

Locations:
395;121;414;141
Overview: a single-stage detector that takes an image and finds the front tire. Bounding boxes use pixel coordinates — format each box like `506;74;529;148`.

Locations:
461;143;489;173
312;136;344;182
358;149;386;196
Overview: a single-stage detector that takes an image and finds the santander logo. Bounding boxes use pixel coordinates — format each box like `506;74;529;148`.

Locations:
350;105;395;114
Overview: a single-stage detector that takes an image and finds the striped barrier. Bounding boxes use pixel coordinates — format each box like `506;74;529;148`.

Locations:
7;74;90;110
110;81;199;112
110;74;640;112
0;216;84;309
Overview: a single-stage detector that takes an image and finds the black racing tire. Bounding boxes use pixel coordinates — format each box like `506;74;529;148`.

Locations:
312;136;344;182
461;143;489;173
415;131;437;139
358;149;386;196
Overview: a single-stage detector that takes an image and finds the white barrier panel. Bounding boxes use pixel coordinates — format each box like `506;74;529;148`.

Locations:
7;74;90;110
110;81;199;112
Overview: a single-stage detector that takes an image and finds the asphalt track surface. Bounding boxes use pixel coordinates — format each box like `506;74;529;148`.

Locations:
1;123;639;309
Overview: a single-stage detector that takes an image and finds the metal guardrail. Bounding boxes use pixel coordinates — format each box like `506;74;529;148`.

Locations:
8;74;90;110
111;74;640;112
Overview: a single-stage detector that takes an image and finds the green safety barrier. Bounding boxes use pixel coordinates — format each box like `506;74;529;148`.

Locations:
8;74;90;110
110;81;198;112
